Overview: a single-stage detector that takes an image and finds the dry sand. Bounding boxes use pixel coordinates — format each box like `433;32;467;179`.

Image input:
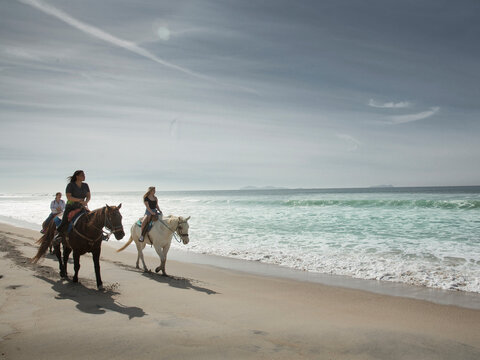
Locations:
1;222;479;359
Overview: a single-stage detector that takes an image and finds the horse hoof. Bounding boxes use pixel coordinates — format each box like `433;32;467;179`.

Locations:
73;277;78;283
98;285;104;291
155;267;160;273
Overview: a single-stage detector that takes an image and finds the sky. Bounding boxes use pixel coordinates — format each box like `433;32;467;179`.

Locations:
1;0;479;192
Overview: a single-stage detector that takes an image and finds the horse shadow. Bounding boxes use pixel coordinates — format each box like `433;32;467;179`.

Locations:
35;275;146;319
139;271;219;295
113;262;218;295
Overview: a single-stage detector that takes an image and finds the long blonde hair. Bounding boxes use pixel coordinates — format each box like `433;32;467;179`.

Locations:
143;186;156;200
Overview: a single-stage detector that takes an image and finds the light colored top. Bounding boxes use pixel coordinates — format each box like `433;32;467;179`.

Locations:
50;199;65;214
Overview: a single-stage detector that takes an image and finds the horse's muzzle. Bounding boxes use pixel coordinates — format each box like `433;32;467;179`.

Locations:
114;230;125;240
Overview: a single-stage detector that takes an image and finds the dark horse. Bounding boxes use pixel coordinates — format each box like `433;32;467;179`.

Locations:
32;204;125;290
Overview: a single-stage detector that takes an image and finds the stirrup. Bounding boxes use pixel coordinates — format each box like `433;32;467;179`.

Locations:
53;233;63;246
139;235;144;242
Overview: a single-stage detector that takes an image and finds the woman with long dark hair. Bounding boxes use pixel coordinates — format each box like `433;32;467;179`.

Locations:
55;170;91;240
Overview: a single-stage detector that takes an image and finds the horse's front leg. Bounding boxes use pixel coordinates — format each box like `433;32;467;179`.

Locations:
62;245;72;278
92;247;103;290
54;244;66;278
72;251;81;283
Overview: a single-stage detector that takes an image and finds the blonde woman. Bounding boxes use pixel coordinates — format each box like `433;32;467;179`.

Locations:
139;186;162;242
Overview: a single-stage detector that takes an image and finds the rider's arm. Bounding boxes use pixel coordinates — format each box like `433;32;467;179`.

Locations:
66;193;86;204
85;192;91;205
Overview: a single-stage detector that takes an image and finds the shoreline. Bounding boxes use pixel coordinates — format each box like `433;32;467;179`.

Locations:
2;216;479;309
2;216;480;310
1;222;480;359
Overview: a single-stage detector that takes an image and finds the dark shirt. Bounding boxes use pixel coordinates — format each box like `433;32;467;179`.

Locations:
66;182;90;204
144;196;158;210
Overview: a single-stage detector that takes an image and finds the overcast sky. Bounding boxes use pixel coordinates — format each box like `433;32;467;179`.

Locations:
1;0;479;192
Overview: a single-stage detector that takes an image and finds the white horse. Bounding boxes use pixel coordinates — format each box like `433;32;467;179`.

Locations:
116;215;190;275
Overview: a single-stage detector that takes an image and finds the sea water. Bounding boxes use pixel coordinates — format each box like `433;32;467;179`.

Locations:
0;187;479;293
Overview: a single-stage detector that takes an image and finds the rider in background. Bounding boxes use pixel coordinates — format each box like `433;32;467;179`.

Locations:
55;170;90;240
139;186;162;242
40;192;65;234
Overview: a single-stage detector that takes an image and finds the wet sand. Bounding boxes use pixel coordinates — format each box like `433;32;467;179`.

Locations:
1;222;479;359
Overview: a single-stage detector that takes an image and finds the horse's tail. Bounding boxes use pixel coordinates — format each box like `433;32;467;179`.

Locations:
116;234;134;252
32;221;56;263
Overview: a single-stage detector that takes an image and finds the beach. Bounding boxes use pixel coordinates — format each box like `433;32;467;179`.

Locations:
1;222;479;359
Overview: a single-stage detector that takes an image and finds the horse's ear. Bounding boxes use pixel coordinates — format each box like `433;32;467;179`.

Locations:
117;203;122;209
186;216;191;221
106;204;111;210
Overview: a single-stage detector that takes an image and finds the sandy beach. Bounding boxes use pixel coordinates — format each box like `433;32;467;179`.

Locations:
1;222;479;359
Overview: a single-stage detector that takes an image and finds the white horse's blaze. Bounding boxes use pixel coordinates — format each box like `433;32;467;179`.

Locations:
116;215;190;275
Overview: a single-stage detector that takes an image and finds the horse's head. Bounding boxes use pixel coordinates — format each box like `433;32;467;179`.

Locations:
176;216;190;245
105;204;125;240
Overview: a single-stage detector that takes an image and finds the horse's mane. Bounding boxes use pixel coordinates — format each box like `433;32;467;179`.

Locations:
85;206;105;222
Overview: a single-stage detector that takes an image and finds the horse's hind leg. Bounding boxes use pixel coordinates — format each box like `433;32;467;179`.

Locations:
154;245;167;276
92;247;103;290
72;251;81;283
135;242;149;272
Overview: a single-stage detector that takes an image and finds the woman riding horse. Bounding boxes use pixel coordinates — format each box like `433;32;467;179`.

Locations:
139;186;162;242
54;170;90;244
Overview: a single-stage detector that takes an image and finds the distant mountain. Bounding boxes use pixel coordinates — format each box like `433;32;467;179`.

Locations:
240;186;287;190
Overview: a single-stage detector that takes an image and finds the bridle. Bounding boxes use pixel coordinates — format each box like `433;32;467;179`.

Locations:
103;207;124;236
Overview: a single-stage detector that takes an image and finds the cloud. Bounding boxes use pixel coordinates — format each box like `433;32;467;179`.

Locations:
157;26;171;41
4;46;40;60
16;0;255;93
368;99;411;108
389;107;440;124
336;134;361;151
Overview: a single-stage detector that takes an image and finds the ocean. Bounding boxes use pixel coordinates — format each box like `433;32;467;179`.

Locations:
1;186;479;293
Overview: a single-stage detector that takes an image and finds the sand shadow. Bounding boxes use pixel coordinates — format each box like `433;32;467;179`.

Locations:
35;275;146;319
140;271;219;295
113;261;218;295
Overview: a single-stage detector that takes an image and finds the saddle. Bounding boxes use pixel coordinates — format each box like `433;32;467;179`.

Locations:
68;208;83;222
55;209;86;234
136;215;159;234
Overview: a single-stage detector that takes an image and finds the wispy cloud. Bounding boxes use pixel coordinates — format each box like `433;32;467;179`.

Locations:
389;107;440;124
337;134;361;151
17;0;255;93
368;99;411;108
3;46;41;60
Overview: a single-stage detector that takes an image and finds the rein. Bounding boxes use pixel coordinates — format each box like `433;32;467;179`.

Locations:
158;218;188;243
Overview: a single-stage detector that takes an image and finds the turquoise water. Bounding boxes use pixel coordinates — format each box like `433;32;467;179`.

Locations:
1;186;479;292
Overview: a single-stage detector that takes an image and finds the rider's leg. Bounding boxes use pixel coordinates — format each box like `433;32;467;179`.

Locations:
57;203;76;234
139;214;151;242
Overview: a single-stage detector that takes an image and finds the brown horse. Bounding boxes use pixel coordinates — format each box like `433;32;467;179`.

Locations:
32;204;125;290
